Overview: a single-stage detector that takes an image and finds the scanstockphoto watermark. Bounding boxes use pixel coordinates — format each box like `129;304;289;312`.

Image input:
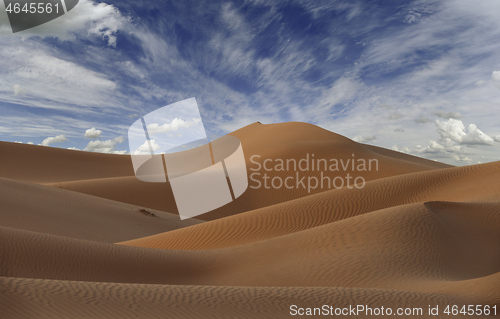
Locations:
249;153;379;193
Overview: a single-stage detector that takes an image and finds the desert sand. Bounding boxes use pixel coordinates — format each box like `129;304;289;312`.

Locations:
0;122;498;318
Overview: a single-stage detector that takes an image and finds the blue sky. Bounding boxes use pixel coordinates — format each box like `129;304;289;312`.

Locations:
0;0;499;165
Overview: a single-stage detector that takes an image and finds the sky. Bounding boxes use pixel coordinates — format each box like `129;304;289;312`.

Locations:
0;0;499;165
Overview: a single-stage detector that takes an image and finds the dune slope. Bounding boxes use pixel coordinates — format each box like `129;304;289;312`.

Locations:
0;177;201;243
0;142;134;184
0;277;474;319
2;201;499;300
1;277;468;319
120;161;500;249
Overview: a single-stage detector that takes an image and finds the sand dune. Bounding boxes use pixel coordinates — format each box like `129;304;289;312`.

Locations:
0;141;134;184
0;277;468;319
0;122;498;318
120;161;500;249
46;122;452;220
0;177;201;243
2;202;499;297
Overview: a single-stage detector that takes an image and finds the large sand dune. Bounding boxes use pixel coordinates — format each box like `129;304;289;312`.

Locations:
0;122;498;318
119;161;500;249
44;122;452;220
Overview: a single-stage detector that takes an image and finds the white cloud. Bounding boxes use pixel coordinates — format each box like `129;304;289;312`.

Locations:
0;0;126;46
0;0;130;117
353;135;377;143
0;47;118;113
0;0;499;167
403;3;435;24
413;138;465;156
434;111;462;119
436;119;496;145
84;127;102;139
454;155;473;163
146;118;201;134
40;134;68;146
316;77;361;115
112;150;128;155
318;0;500;165
391;145;411;154
68;147;80;151
13;84;25;95
391;119;499;164
84;136;124;153
132;139;161;155
0;114;128;141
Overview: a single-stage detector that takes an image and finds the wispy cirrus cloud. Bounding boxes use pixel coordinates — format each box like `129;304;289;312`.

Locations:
0;0;498;165
0;0;126;44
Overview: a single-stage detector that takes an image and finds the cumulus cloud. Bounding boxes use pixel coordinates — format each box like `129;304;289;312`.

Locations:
84;127;102;139
84;136;124;153
353;135;377;143
391;145;411;154
453;155;473;163
40;134;68;146
394;119;499;163
132;139;161;155
436;119;496;145
394;128;405;132
13;84;26;95
413;139;465;156
434;111;462;119
147;118;201;134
